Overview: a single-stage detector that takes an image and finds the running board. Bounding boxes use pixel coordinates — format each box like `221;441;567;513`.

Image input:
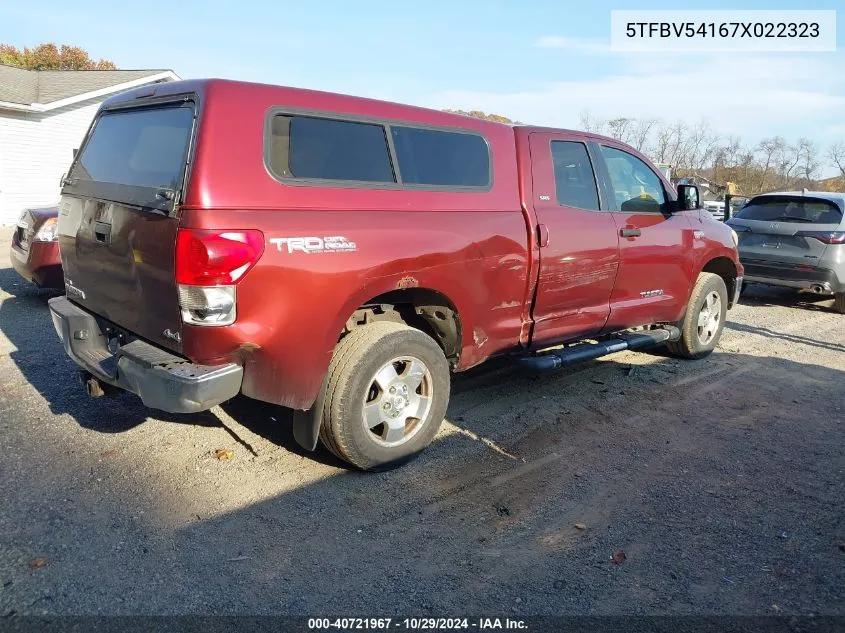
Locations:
517;327;681;373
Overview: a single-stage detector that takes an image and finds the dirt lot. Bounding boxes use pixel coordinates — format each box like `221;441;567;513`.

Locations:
0;226;843;616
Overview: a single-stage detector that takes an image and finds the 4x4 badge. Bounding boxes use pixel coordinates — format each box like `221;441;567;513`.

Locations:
162;329;181;342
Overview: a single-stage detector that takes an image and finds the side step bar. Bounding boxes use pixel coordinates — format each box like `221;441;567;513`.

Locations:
518;326;681;373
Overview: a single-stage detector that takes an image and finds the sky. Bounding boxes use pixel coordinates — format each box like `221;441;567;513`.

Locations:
2;0;843;174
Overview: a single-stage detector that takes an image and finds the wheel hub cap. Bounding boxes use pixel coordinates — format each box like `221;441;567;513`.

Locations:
362;356;433;447
696;291;722;345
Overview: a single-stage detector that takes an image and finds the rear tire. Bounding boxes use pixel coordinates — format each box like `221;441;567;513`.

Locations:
834;292;845;314
318;322;450;470
666;272;728;360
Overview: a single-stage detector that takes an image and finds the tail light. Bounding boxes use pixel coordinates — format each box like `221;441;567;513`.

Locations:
175;229;264;326
34;217;58;242
795;231;845;245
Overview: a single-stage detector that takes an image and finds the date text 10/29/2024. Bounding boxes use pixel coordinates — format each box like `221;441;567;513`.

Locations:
308;619;528;630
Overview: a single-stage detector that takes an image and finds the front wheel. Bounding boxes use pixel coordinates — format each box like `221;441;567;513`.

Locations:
666;272;728;359
834;292;845;314
318;321;450;470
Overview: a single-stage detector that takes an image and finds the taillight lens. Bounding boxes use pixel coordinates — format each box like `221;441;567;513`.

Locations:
34;217;58;242
795;231;845;245
178;285;237;326
175;229;264;286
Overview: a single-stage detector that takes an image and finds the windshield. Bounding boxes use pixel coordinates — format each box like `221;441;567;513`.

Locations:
734;197;842;224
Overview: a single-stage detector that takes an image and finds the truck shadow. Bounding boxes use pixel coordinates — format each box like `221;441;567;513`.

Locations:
155;351;845;615
0;264;365;468
0;266;231;434
740;285;839;313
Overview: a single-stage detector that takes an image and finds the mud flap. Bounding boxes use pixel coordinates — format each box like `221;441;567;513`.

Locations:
291;373;330;451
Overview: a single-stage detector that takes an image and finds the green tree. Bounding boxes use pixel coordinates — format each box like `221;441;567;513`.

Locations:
0;43;117;70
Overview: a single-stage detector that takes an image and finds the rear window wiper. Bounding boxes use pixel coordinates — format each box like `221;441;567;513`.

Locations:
771;216;814;223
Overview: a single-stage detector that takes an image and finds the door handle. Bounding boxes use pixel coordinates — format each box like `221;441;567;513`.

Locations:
620;227;641;238
537;223;550;248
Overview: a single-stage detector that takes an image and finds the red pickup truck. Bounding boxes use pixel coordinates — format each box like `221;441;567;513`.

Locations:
48;79;742;469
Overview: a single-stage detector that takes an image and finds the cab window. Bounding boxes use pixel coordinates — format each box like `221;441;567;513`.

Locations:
550;141;600;210
600;146;666;213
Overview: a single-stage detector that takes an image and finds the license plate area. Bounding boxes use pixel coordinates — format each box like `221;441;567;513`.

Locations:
742;233;780;249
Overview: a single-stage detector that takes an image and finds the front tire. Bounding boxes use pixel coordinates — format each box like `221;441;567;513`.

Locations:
318;322;450;470
834;292;845;314
666;272;728;359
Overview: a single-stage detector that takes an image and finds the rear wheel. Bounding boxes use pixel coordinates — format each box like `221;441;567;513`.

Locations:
834;292;845;314
666;272;728;359
318;322;450;470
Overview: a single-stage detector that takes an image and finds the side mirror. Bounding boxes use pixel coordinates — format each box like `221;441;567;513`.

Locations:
59;172;67;189
677;184;701;211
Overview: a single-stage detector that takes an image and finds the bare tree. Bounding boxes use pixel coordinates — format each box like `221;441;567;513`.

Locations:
574;111;828;193
756;137;786;192
796;138;820;184
829;142;845;179
631;119;658;153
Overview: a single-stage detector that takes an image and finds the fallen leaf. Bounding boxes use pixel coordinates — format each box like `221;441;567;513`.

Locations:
101;449;118;459
28;558;49;570
212;449;234;461
574;523;586;531
611;550;627;565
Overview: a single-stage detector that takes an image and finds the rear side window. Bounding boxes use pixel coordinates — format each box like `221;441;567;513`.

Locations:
550;141;600;210
269;115;395;183
735;198;843;224
71;105;194;190
390;126;489;187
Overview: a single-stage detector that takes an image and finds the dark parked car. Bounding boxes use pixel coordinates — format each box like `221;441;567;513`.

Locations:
727;191;845;312
10;205;63;288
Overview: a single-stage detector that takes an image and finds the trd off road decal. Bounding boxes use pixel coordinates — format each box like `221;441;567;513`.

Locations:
269;236;357;254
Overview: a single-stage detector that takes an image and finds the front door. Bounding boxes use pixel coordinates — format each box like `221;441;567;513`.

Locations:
595;143;696;330
528;132;620;345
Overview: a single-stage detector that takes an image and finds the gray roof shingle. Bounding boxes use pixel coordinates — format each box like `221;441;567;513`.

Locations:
0;65;174;106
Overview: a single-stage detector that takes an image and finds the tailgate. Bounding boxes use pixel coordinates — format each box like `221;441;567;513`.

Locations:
57;100;196;353
731;196;843;267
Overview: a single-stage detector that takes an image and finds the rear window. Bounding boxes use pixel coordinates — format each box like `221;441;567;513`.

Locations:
269;115;395;183
735;197;843;224
390;126;489;187
71;105;194;190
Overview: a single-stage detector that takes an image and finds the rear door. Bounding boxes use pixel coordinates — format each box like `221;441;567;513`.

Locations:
57;100;196;353
528;132;620;344
729;196;843;267
594;143;696;329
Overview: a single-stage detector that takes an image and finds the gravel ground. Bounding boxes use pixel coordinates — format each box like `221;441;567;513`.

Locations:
0;226;843;616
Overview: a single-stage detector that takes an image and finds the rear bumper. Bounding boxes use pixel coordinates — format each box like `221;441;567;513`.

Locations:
10;240;64;289
48;296;243;413
740;259;844;293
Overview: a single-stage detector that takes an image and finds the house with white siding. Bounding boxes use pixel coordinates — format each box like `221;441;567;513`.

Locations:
0;65;179;225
